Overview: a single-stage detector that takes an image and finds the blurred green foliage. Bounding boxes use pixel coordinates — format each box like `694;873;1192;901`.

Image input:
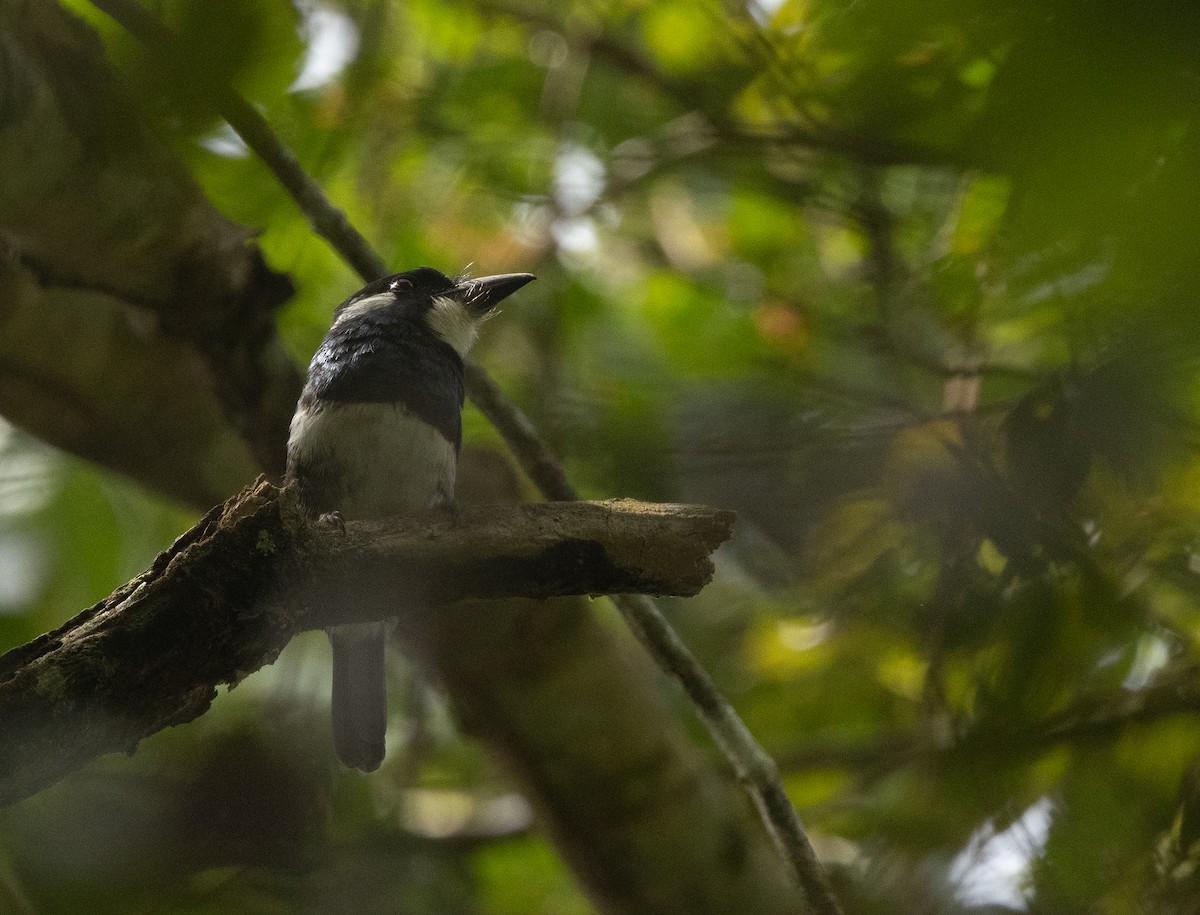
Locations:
7;0;1200;911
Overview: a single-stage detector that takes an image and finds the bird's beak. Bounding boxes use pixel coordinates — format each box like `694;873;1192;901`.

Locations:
457;273;536;314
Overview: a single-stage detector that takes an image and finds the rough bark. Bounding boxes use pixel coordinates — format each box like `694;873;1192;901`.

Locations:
0;263;260;505
0;478;735;809
0;0;300;499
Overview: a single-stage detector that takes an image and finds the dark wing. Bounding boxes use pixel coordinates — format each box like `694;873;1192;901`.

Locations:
307;322;465;451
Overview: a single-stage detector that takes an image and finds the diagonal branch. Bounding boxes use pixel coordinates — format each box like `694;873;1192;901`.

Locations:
84;0;387;285
0;478;733;809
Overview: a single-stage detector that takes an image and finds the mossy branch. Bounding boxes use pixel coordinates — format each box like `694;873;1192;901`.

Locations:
0;478;733;809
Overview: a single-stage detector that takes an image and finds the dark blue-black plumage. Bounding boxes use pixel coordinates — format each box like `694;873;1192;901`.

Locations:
301;309;466;450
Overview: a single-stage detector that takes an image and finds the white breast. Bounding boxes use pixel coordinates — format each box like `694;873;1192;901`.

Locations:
288;402;456;518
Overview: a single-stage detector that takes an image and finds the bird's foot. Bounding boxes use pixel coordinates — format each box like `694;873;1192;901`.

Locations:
318;510;346;535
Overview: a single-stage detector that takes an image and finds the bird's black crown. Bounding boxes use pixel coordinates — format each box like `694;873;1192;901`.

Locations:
334;267;459;319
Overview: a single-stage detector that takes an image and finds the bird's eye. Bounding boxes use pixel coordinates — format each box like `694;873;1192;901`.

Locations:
390;278;413;292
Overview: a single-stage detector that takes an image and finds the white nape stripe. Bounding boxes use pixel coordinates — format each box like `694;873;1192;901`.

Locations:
333;292;395;327
427;294;485;356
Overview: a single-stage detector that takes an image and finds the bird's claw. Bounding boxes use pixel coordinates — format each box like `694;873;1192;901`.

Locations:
318;510;346;535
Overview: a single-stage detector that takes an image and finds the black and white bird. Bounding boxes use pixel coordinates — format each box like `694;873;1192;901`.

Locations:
285;266;535;771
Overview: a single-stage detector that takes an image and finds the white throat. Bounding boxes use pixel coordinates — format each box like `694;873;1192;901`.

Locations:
428;294;485;356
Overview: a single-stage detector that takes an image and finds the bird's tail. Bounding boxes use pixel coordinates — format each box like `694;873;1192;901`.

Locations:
328;622;388;772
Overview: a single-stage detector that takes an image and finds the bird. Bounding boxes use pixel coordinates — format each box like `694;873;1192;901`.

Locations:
285;266;535;771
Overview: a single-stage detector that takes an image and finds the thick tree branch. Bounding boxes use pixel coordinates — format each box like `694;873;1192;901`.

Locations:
0;0;300;496
431;593;808;915
0;478;733;809
298;496;734;617
0;263;260;506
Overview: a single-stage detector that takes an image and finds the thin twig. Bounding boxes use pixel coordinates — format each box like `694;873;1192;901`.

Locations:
219;95;389;283
612;590;843;913
471;0;944;168
86;0;388;284
462;360;576;500
87;2;843;910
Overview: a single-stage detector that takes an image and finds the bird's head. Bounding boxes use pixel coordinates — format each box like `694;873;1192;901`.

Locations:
332;267;535;356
